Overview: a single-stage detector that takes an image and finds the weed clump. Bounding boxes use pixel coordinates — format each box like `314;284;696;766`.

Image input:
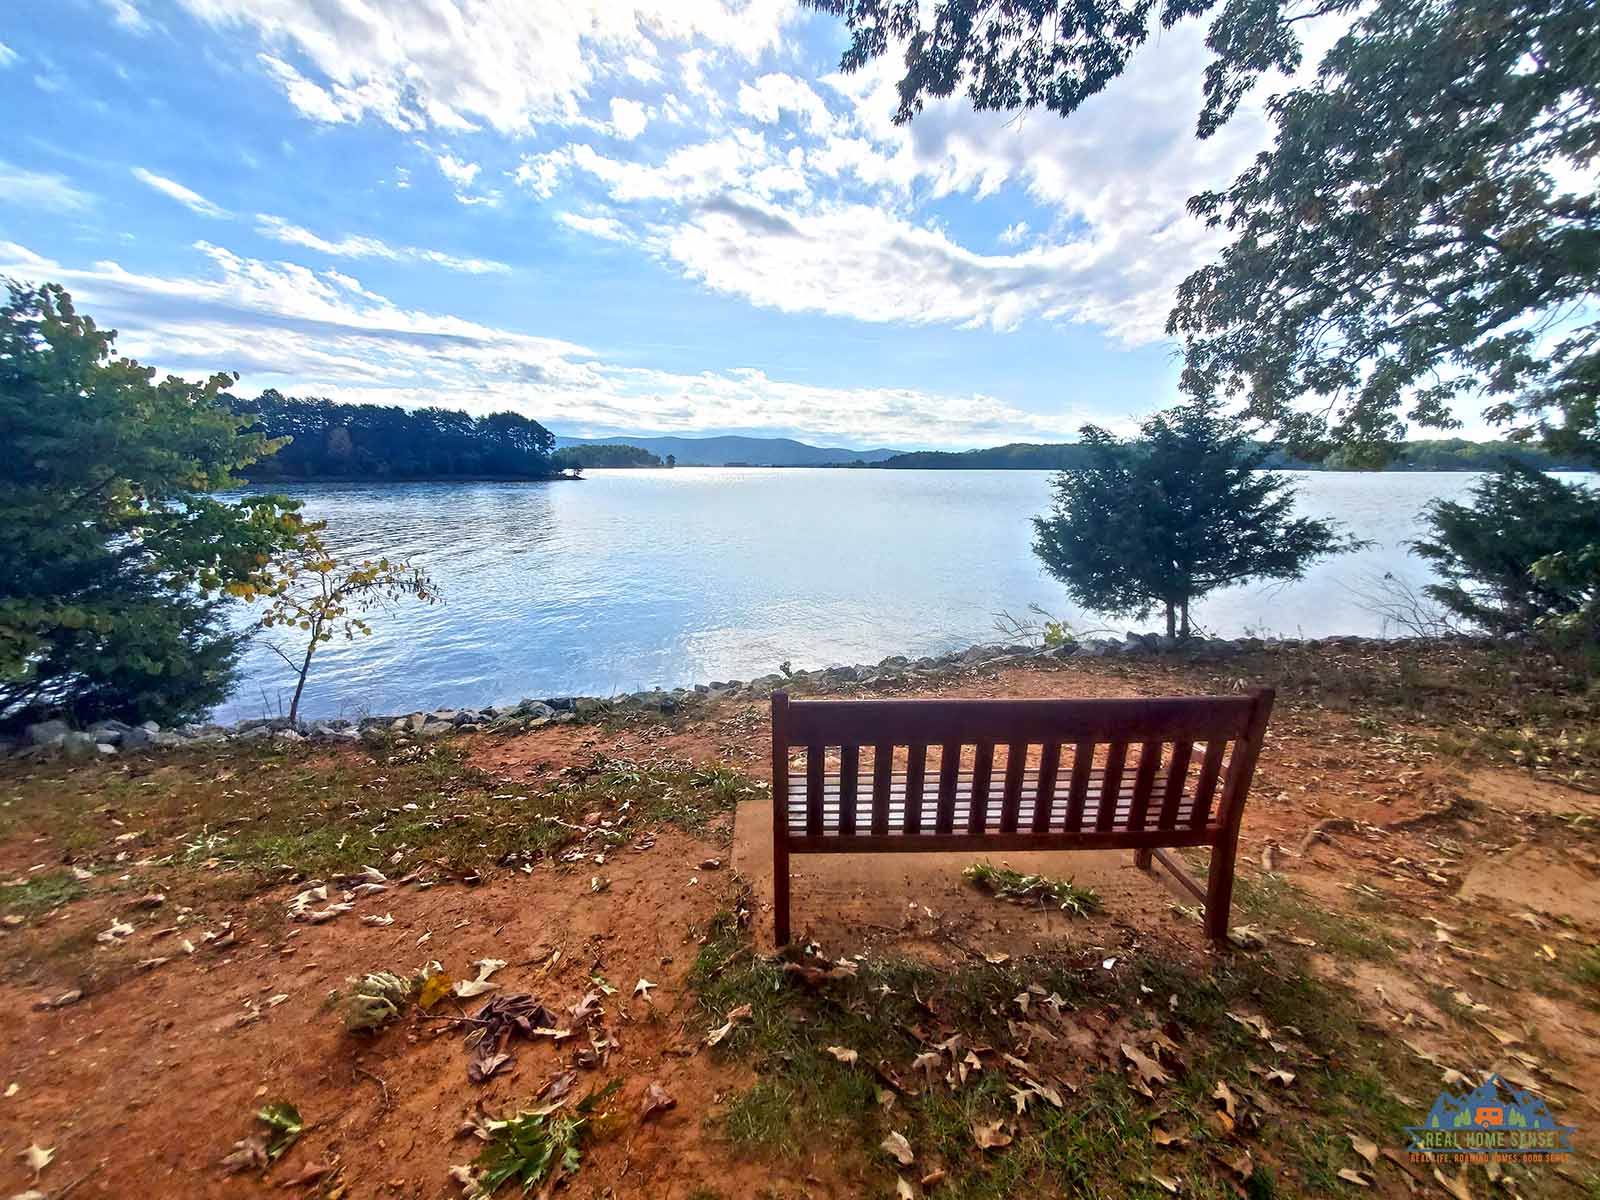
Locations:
963;861;1103;918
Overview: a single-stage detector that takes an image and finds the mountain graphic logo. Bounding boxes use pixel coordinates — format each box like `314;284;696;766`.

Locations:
1405;1074;1576;1157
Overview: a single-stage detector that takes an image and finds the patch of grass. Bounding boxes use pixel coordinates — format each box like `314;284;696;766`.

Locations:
1231;871;1401;962
963;860;1103;917
1566;946;1600;1004
0;745;763;907
1;871;85;915
690;912;1432;1199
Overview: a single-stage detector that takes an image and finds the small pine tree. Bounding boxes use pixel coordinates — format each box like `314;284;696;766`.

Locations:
1032;400;1356;639
1412;462;1600;640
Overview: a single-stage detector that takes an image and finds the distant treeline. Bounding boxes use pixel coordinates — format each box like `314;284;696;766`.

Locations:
552;444;664;469
870;438;1591;471
235;392;558;480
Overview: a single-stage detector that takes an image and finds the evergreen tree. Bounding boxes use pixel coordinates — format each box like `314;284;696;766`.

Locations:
1413;463;1600;639
0;283;303;727
1032;400;1355;637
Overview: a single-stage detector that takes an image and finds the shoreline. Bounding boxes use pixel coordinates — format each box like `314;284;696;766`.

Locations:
8;629;1502;758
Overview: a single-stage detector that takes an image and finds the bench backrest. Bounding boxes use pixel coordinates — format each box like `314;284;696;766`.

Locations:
772;689;1274;842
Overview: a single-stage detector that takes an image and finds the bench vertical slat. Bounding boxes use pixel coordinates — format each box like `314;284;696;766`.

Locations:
1157;740;1193;829
838;744;859;835
1096;741;1128;831
1065;740;1093;831
904;744;927;833
968;742;994;834
1127;739;1162;832
806;744;824;836
1031;740;1061;832
936;744;959;833
871;743;893;835
1190;739;1227;829
772;692;790;946
999;744;1027;833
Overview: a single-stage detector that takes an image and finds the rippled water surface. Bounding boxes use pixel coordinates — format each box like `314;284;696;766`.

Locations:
215;469;1552;721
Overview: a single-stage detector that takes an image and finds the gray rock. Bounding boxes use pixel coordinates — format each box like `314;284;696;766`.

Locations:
418;720;453;737
573;697;608;718
60;731;99;762
273;728;306;743
823;665;859;683
25;719;70;747
138;720;161;734
405;713;427;732
120;726;154;751
519;701;556;720
88;719;131;745
96;742;118;757
238;726;272;741
429;709;459;724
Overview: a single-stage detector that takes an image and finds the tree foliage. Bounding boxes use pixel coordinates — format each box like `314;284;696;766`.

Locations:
809;0;1600;462
0;282;303;727
231;526;438;723
240;391;557;480
1032;400;1355;636
1413;463;1600;639
551;444;662;469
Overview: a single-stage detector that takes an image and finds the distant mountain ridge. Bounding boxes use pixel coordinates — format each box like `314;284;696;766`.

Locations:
551;433;902;466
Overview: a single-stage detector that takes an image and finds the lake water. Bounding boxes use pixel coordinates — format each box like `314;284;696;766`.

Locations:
214;469;1536;722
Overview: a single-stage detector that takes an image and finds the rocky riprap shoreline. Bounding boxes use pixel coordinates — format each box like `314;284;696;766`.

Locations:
4;632;1457;761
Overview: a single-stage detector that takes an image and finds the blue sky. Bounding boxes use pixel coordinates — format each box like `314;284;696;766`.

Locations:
3;0;1334;449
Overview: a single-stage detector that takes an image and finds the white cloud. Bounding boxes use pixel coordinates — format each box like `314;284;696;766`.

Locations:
527;18;1307;346
0;41;19;68
0;160;93;212
101;0;152;31
255;215;510;274
181;0;796;133
0;238;1072;446
435;154;481;188
623;54;662;84
654;194;1190;341
256;54;355;125
736;72;832;134
609;97;649;141
565;131;802;204
513;149;572;200
132;167;229;218
556;212;632;242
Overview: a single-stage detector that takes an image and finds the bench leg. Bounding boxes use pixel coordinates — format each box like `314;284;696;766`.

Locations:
1205;837;1238;946
1133;848;1153;870
773;839;791;947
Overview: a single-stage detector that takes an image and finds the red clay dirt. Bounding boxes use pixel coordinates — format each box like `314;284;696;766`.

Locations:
2;655;1597;1197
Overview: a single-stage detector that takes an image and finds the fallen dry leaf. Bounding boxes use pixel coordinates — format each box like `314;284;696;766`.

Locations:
827;1046;860;1066
1347;1133;1378;1168
706;1002;753;1046
881;1130;914;1166
1433;1167;1474;1200
1121;1042;1171;1092
972;1120;1012;1150
19;1144;52;1176
1337;1168;1372;1187
896;1178;915;1200
1148;1173;1180;1194
639;1081;675;1122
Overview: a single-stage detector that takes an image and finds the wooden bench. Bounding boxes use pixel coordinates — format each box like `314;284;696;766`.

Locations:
770;688;1274;946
